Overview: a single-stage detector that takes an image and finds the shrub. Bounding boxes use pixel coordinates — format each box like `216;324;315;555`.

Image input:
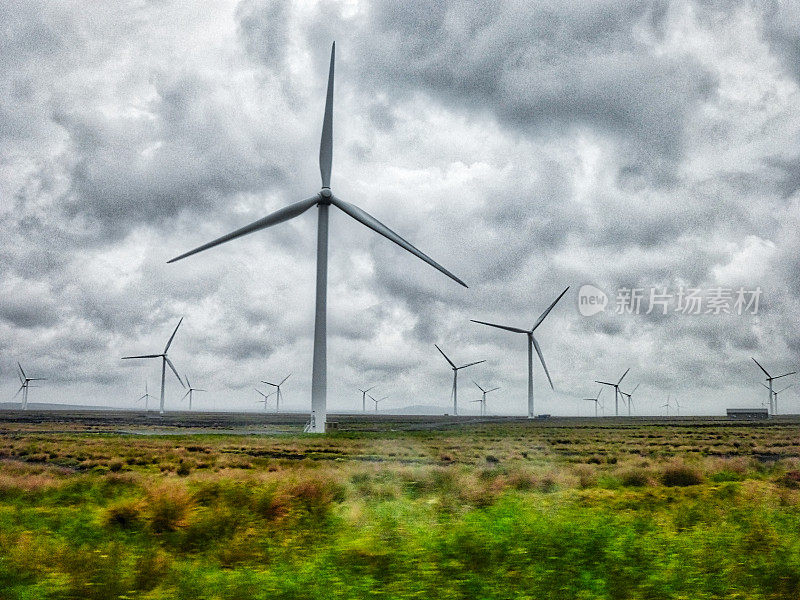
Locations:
620;469;650;487
103;499;143;529
146;483;193;533
661;462;704;487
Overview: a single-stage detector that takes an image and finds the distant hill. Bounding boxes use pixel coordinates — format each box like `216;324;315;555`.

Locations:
0;402;117;412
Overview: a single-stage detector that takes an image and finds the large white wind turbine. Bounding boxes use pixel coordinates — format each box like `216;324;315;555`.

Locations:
369;394;388;412
181;376;206;411
136;382;156;412
435;345;485;416
14;363;45;410
595;368;630;417
582;388;603;417
167;43;466;433
471;287;569;418
122;318;185;416
359;385;376;413
619;383;640;416
761;382;793;415
472;381;499;416
262;374;290;413
752;358;795;415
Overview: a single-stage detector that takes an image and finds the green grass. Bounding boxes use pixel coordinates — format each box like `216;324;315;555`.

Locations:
0;419;799;598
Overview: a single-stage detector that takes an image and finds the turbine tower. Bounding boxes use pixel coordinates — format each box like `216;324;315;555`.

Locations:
761;383;793;415
595;368;630;417
471;287;569;418
435;345;485;416
619;383;640;417
181;376;206;411
369;394;388;412
262;374;290;413
752;358;795;415
14;363;45;410
472;381;499;416
122;318;185;416
359;385;376;413
136;382;156;412
582;388;602;417
167;43;466;433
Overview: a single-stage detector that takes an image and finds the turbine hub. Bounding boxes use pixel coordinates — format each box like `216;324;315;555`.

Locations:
320;187;332;201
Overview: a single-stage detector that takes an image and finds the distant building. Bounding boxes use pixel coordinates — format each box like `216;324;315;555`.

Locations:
726;408;768;420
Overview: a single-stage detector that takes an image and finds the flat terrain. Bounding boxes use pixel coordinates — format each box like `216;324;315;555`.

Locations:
1;411;799;599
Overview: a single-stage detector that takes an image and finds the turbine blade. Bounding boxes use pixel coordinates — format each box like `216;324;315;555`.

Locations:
595;381;615;386
531;336;553;389
470;319;527;334
196;389;207;392
121;354;162;360
458;360;485;370
280;373;292;386
530;286;570;332
181;390;190;401
435;345;456;368
163;317;184;353
185;376;192;389
761;382;770;390
752;358;771;378
473;381;485;392
365;385;376;393
164;357;185;387
17;362;26;379
773;371;796;380
255;389;268;398
487;387;500;393
319;42;335;188
331;196;467;287
168;196;319;263
13;385;24;399
631;383;640;394
262;381;278;387
28;378;46;381
777;384;794;393
617;368;630;385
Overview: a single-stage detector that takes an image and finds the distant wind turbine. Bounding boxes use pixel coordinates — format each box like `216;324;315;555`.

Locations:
358;385;376;413
181;376;206;411
595;368;630;417
472;381;499;416
167;43;467;433
752;358;795;415
14;363;45;410
255;388;273;412
761;382;793;415
262;374;290;413
582;388;603;417
136;382;156;412
619;383;640;416
369;394;388;412
471;287;569;418
121;318;185;415
435;345;485;416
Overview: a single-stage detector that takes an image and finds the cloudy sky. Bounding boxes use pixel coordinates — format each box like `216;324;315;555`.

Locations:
2;0;799;416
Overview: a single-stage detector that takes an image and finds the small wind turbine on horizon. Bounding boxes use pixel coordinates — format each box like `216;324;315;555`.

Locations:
359;385;376;413
255;389;274;412
595;368;630;417
181;376;206;411
752;358;795;415
761;382;793;415
471;287;569;418
619;383;640;417
136;382;156;412
369;394;388;412
435;345;485;416
262;374;290;413
167;42;467;433
582;388;603;417
14;363;45;410
472;381;499;416
121;318;185;416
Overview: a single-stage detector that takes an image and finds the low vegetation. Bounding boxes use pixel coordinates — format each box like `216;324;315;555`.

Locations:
0;417;799;598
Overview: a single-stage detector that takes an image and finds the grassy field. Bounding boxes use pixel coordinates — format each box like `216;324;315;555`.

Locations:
1;412;800;599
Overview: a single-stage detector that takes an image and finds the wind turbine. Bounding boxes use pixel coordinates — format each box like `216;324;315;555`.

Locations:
762;383;793;415
582;388;603;417
14;363;45;410
752;358;795;415
619;383;640;417
662;393;672;417
369;394;388;412
472;381;499;416
262;374;290;413
167;43;467;433
435;345;485;416
471;287;569;418
595;368;630;417
121;318;185;416
136;382;156;412
255;389;274;412
181;376;206;411
359;385;376;413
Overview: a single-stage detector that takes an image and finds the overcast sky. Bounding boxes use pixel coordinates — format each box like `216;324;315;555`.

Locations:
2;0;799;416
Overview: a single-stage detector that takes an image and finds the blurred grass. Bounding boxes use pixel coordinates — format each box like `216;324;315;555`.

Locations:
0;420;799;598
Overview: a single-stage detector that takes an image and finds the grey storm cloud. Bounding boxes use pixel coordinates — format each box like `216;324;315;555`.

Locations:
0;0;799;415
